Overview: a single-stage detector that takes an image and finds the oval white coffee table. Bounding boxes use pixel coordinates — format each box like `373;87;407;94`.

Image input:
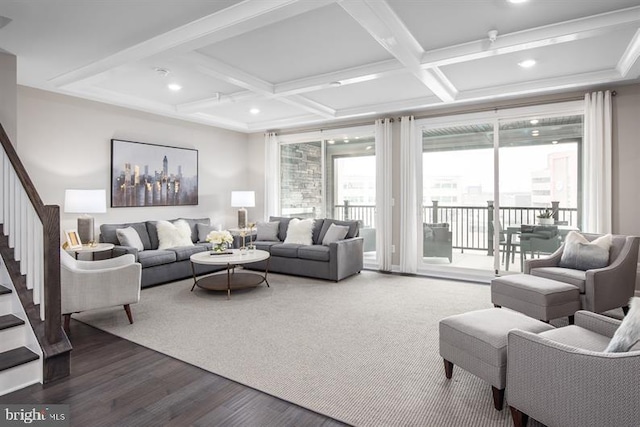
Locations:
189;249;270;299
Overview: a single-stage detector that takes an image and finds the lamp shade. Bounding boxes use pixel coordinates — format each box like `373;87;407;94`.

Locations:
231;191;255;208
64;189;107;214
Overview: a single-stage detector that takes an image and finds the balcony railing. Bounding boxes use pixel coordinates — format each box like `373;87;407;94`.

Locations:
333;200;578;252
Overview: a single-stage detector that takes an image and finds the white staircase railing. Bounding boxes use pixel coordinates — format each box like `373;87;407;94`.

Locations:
2;155;45;319
0;123;69;384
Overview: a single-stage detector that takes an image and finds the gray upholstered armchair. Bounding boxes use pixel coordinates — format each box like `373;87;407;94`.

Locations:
507;311;640;427
60;249;142;332
525;233;639;314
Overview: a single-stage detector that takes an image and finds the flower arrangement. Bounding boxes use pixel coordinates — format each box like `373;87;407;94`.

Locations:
206;230;233;252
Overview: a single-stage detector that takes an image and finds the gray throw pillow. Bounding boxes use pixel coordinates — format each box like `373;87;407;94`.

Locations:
197;223;217;243
322;223;349;245
116;226;144;251
257;221;280;241
559;232;611;271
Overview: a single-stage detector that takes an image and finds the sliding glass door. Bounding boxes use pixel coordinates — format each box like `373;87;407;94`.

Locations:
422;123;494;271
497;115;582;273
417;101;584;279
277;126;377;264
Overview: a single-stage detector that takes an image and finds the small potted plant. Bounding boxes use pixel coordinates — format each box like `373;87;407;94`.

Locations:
536;208;556;226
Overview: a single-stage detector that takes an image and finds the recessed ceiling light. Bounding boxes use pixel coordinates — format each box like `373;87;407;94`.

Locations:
154;67;170;77
508;0;528;3
518;59;536;68
552;140;558;144
344;139;350;143
167;83;182;91
530;119;539;125
250;108;260;115
366;145;372;150
328;140;335;144
355;136;360;139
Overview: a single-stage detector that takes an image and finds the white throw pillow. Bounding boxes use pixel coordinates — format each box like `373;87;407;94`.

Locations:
156;219;194;249
283;218;314;245
605;297;640;352
322;223;349;245
116;226;144;251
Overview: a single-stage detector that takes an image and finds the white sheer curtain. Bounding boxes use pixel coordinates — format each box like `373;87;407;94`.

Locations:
583;91;612;233
264;132;279;219
400;116;421;274
375;118;392;271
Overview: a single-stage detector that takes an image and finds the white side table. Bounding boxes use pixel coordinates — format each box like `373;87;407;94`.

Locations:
65;243;115;260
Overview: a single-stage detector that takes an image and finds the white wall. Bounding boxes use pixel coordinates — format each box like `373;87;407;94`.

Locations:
612;84;640;236
0;52;17;144
247;132;266;221
17;86;250;237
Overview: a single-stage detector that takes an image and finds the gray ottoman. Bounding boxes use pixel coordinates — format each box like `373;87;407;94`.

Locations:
491;274;581;323
439;308;554;410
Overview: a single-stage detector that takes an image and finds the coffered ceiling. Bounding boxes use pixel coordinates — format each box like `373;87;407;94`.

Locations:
1;0;639;133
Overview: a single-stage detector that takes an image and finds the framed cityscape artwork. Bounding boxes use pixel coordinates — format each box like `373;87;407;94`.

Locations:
110;139;198;207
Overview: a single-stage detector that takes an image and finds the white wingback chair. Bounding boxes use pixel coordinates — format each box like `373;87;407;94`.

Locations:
60;249;142;332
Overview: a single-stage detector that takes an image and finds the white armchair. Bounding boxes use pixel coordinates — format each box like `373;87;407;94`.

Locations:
60;249;142;331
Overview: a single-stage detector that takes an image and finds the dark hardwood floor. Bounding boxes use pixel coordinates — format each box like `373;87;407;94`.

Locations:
1;320;350;427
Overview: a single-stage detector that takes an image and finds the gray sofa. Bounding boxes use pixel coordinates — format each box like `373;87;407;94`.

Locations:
243;216;364;282
99;218;225;288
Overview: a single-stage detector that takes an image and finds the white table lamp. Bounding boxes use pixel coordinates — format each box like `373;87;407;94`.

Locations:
64;189;107;244
231;191;255;229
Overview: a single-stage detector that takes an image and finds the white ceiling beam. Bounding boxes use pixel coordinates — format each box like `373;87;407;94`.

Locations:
53;85;249;131
247;114;331;131
187;112;251;131
183;52;274;94
176;90;256;113
49;0;333;88
335;69;619;120
338;0;457;102
455;70;620;103
180;52;336;118
177;58;408;112
274;59;404;96
278;95;336;119
617;28;640;77
336;96;441;118
422;6;640;68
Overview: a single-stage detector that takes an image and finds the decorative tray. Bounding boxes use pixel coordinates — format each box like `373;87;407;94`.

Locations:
210;250;234;255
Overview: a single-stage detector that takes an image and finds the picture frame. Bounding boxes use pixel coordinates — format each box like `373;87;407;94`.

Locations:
110;139;198;207
64;229;83;250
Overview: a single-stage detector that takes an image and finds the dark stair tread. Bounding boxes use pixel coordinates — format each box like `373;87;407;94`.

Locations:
0;314;24;331
0;284;10;295
0;347;39;372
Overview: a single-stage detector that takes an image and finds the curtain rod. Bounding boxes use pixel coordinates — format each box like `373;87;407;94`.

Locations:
269;90;616;136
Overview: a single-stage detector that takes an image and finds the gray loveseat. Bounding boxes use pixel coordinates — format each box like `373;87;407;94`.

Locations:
244;216;363;282
99;218;225;288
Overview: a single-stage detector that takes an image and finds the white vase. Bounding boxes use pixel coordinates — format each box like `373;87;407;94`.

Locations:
537;217;554;226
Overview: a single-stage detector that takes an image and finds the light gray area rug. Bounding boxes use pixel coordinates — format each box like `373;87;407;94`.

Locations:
75;271;538;427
